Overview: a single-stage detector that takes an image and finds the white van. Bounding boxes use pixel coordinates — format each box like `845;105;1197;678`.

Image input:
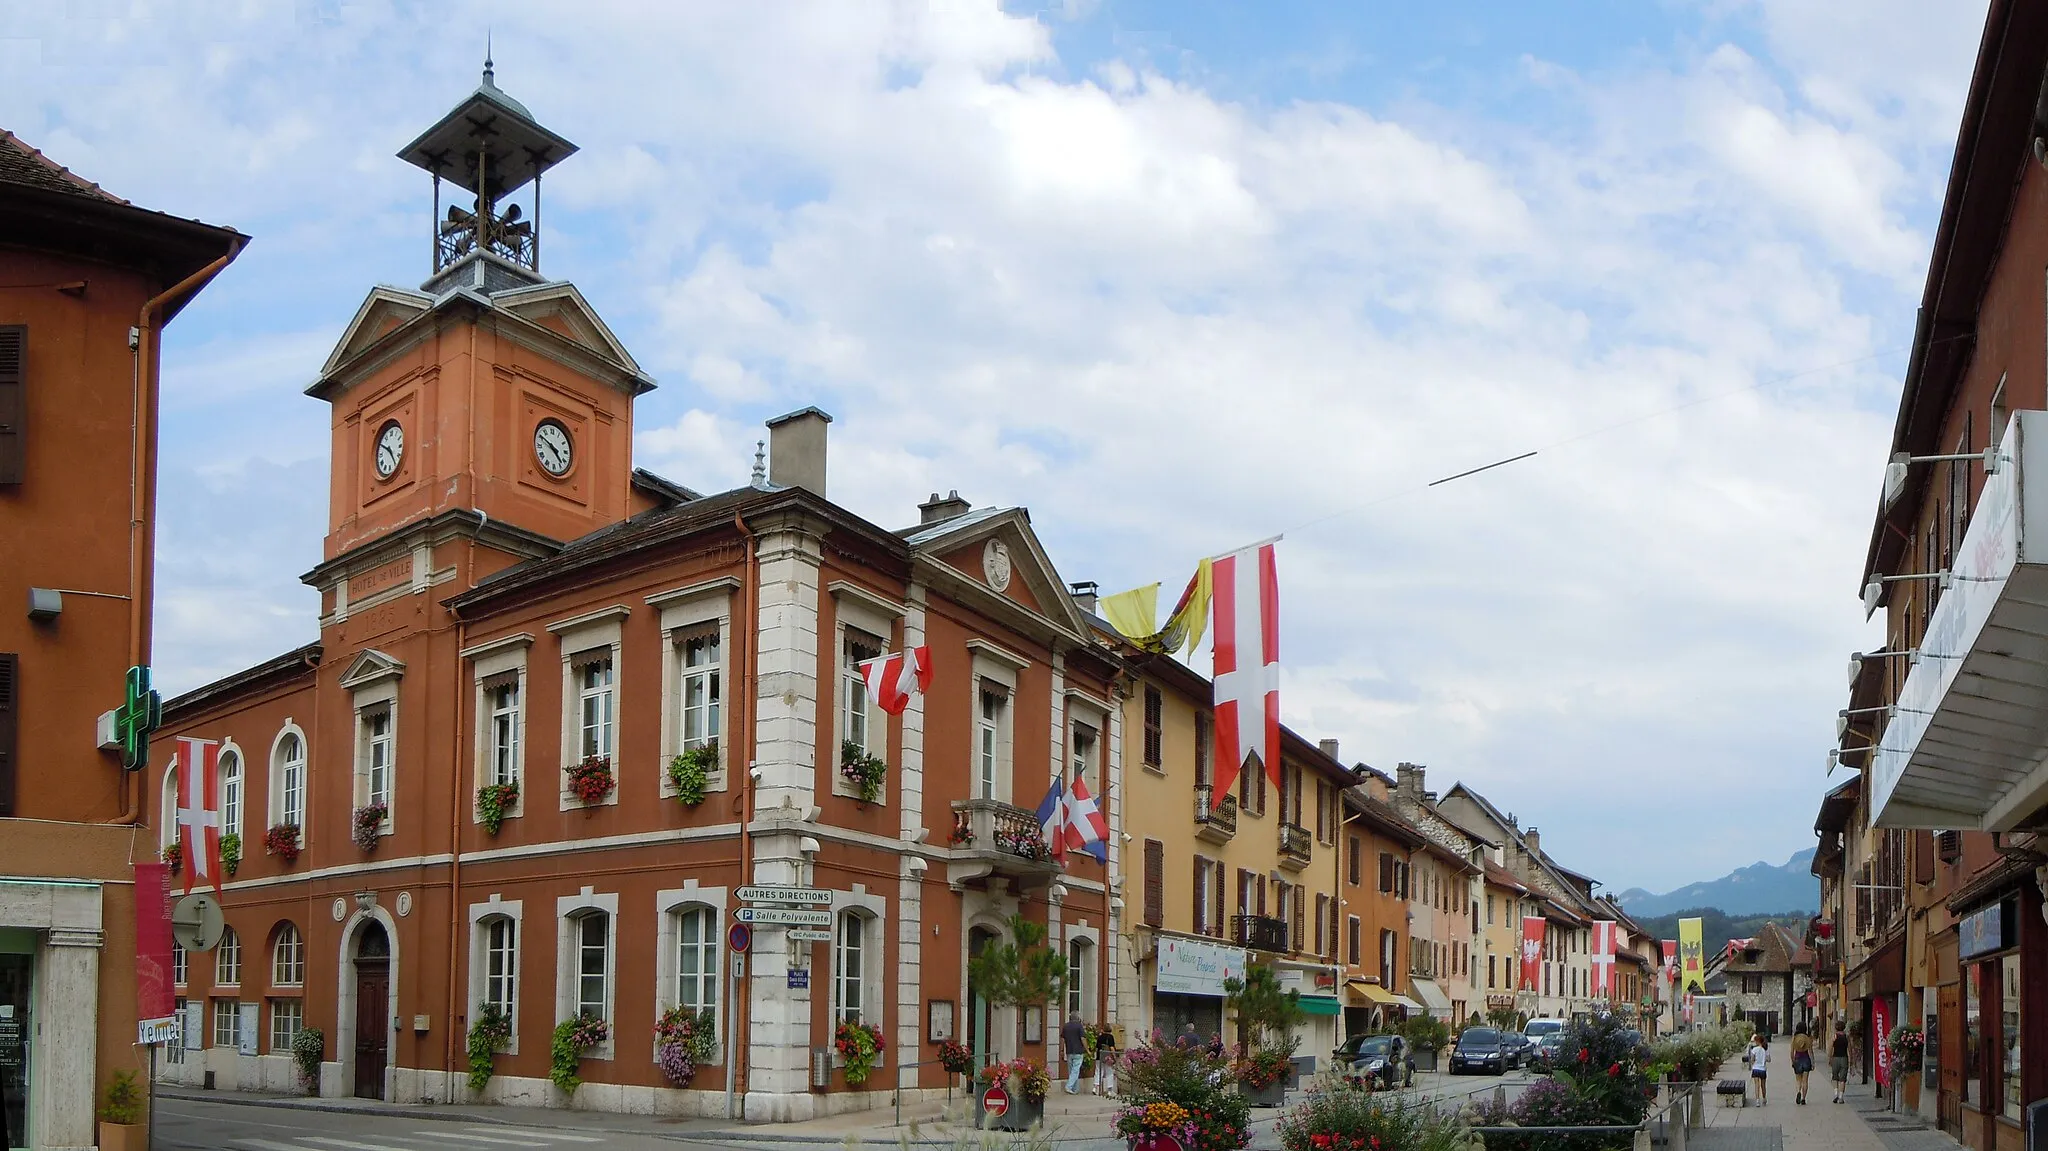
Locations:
1524;1018;1565;1041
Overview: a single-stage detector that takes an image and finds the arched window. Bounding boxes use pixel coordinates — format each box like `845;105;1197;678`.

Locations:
270;729;306;833
216;926;241;987
573;911;609;1021
271;923;304;987
483;916;518;1015
1066;938;1090;1019
219;748;242;839
833;911;867;1024
673;906;718;1039
159;763;179;851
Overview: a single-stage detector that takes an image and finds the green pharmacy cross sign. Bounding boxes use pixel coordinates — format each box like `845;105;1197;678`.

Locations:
116;665;162;772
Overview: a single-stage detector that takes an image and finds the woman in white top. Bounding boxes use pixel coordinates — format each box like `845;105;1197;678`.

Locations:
1748;1034;1770;1104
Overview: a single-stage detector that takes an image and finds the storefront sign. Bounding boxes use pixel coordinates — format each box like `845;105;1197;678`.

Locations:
1156;937;1246;997
1486;994;1516;1009
1872;997;1892;1089
1958;900;2013;959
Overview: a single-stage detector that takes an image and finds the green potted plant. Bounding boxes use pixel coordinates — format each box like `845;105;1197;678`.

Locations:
1223;966;1303;1106
839;740;886;804
219;832;241;877
467;1003;512;1093
97;1069;145;1151
476;780;519;836
1401;1015;1450;1072
291;1027;325;1095
667;741;716;806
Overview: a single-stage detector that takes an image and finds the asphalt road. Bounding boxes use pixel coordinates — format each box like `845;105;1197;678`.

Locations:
151;1098;719;1151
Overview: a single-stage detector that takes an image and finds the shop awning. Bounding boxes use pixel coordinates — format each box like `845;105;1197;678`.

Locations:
1388;993;1424;1012
1873;410;2048;831
1299;995;1342;1016
1346;979;1400;1006
1409;978;1452;1015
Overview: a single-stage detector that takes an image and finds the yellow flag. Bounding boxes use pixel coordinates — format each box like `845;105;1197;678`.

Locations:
1158;559;1211;655
1099;583;1161;642
1678;917;1705;994
1100;562;1211;655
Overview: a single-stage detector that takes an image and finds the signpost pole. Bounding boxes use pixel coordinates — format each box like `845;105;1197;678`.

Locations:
147;1040;157;1151
724;968;736;1121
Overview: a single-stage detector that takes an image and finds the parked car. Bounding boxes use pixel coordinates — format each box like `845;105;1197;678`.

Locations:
1339;1034;1414;1089
1448;1027;1510;1075
1498;1031;1530;1069
1523;1018;1565;1042
1528;1032;1567;1072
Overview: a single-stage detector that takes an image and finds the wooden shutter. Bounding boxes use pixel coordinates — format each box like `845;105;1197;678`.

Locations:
1210;863;1223;937
1255;762;1267;814
1347;917;1361;966
1937;831;1962;862
0;653;15;816
1347;836;1361;886
1192;857;1206;935
1913;830;1934;885
1143;839;1164;927
1142;687;1162;766
1378;852;1392;893
0;327;22;484
1291;893;1305;951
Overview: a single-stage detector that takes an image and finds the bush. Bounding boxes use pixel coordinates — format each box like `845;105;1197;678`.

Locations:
467;1004;512;1092
291;1027;325;1094
1278;1083;1470;1151
98;1070;143;1124
1402;1016;1451;1052
1475;1015;1654;1151
550;1015;609;1093
1115;1031;1253;1151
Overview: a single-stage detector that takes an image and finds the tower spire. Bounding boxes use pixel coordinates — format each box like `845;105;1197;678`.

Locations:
483;33;494;85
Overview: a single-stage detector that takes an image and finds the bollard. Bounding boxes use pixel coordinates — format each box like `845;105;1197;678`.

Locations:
1670;1091;1687;1151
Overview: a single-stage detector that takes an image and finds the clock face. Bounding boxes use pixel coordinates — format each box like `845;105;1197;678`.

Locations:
373;421;404;479
534;420;573;477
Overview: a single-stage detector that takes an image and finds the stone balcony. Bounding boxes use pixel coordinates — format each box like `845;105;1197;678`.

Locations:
1278;822;1312;871
1194;783;1237;845
946;798;1062;890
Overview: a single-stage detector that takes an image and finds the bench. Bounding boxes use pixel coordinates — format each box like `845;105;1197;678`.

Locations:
1717;1080;1747;1107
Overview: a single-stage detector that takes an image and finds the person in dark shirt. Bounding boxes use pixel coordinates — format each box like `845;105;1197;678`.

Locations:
1830;1028;1851;1103
1061;1013;1088;1094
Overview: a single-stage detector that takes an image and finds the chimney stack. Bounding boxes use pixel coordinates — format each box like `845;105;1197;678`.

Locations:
1525;827;1541;858
1396;762;1425;799
1069;581;1100;613
919;489;972;525
766;406;833;496
1318;738;1340;762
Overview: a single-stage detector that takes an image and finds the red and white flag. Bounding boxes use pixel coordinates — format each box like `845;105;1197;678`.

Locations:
1211;540;1280;799
1591;920;1617;998
859;646;932;715
173;736;222;895
1062;776;1110;864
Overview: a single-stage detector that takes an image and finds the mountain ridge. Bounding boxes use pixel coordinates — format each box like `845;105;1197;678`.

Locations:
1618;848;1817;917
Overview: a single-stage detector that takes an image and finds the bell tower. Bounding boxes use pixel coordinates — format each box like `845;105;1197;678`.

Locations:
308;59;654;570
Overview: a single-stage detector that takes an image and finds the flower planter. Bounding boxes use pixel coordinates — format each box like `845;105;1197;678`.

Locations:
98;1121;145;1151
977;1092;1046;1132
1239;1079;1286;1108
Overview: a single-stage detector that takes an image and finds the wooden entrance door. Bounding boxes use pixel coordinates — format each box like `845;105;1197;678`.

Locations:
1938;983;1961;1133
354;961;389;1099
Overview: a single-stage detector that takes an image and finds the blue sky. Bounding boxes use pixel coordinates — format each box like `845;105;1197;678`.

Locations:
2;0;1989;892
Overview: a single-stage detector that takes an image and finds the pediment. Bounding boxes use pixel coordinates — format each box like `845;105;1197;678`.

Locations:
319;287;433;379
914;509;1087;637
489;281;645;379
337;648;406;690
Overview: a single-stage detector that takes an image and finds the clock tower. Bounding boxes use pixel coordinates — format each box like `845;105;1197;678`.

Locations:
307;57;657;581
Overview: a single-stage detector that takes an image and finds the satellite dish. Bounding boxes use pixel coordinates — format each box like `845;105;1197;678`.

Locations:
171;893;225;952
1863;580;1884;619
1882;455;1910;507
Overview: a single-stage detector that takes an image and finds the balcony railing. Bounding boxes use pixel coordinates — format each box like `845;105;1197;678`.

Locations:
1278;822;1312;870
947;798;1061;889
1233;914;1289;953
1194;783;1237;844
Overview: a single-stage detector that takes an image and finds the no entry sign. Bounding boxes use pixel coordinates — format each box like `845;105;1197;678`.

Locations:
727;923;751;954
982;1084;1009;1117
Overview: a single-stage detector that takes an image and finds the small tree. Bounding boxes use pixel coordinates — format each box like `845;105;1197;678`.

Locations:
966;913;1065;1057
1222;965;1304;1057
1487;1005;1523;1032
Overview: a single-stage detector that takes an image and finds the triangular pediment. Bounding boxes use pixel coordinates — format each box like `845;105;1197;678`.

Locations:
489;281;645;378
910;508;1089;637
337;648;406;690
319;287;433;379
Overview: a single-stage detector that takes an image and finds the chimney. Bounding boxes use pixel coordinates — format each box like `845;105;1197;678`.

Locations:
919;489;971;525
1396;762;1425;799
1318;738;1340;762
1525;827;1541;858
1069;581;1100;613
766;406;833;496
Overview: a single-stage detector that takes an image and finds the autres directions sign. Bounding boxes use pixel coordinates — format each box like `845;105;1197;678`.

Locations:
735;886;832;905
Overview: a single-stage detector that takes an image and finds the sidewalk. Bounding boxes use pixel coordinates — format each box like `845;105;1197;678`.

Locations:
1685;1034;1958;1151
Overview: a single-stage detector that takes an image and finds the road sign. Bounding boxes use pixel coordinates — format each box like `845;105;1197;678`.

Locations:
727;923;752;954
982;1085;1009;1118
170;893;224;952
787;929;833;942
734;907;833;926
138;1016;181;1046
787;968;810;990
735;885;832;905
732;954;746;979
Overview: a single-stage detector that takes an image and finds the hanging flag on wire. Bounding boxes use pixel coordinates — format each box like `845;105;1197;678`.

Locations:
858;646;932;715
1062;776;1109;864
1035;778;1067;863
1100;560;1213;656
174;736;222;895
1210;538;1281;799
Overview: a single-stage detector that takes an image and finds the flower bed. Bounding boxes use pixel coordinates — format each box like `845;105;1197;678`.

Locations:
565;754;615;806
1474;1014;1654;1151
1276;1084;1468;1151
1112;1031;1251;1151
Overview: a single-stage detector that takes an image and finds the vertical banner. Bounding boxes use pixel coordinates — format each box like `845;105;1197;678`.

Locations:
1520;916;1546;990
1661;939;1678;984
1591;920;1617;998
1678;917;1706;994
134;861;175;1032
173;736;222;894
1872;997;1892;1089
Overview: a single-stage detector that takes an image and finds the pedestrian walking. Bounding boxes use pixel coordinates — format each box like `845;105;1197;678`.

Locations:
1747;1033;1769;1104
1829;1027;1851;1103
1177;1022;1200;1049
1093;1026;1119;1096
1790;1025;1814;1104
1061;1012;1088;1094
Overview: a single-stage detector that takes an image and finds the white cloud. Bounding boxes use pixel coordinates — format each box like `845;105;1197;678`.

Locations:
4;0;1986;890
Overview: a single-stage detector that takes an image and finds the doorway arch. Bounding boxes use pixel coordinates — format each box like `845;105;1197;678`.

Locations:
334;907;400;1101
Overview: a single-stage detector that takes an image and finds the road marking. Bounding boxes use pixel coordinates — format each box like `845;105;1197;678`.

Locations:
470;1129;604;1144
420;1134;549;1147
235;1141;318;1151
301;1138;438;1151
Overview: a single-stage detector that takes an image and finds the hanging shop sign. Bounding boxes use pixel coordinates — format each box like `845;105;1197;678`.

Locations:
1958;899;2015;960
1155;936;1246;997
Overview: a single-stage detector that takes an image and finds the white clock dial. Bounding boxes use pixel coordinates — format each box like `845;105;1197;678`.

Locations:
534;420;573;477
373;421;404;479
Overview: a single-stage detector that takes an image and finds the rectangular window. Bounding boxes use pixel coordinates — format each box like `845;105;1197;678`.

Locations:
1314;894;1329;955
1209;860;1223;937
269;999;303;1053
835;912;866;1024
1347;837;1361;886
1142;686;1163;767
487;681;520;787
1143;839;1164;928
577;657;616;761
2000;954;2021;1122
1964;961;1981;1105
1487;893;1495;926
575;913;608;1020
1488;955;1497;989
842;630;882;756
674;907;718;1044
1346;916;1361;965
1314;780;1329;842
678;629;722;750
1379;930;1395;987
212;998;241;1047
977;684;1006;800
485;918;518;1015
173;943;188;987
1071;722;1097;789
1237;869;1254;919
1067;940;1085;1018
365;708;393;811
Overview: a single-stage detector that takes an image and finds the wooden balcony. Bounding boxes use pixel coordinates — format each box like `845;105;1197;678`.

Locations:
1194;783;1237;845
946;798;1062;890
1233;913;1289;953
1278;822;1312;871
